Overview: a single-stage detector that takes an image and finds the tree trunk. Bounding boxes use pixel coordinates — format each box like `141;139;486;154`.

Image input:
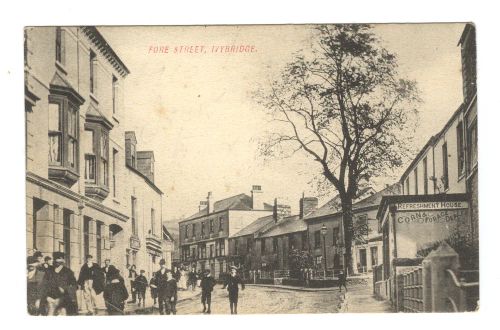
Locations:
341;201;354;275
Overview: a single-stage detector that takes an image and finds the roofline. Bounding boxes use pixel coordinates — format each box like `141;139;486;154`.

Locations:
400;103;464;183
458;23;475;46
126;164;163;195
81;26;130;77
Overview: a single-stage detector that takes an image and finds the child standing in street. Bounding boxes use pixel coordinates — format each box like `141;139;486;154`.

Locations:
200;269;217;314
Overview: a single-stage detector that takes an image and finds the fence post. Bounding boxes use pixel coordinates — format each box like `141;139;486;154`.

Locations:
423;242;460;312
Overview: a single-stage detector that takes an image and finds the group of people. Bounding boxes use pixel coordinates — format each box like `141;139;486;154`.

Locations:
28;250;247;316
27;251;130;316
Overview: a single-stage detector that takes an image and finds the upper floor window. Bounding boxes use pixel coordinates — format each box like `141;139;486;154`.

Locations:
84;130;96;183
48;97;79;172
55;27;65;65
442;142;449;191
89;50;96;95
467;119;478;170
192;223;196;238
201;222;205;237
150;208;156;236
332;227;340;246
84;123;110;191
112;75;118;114
314;230;321;249
457;121;465;176
131;197;138;236
209;219;214;233
184;224;189;239
219;217;224;232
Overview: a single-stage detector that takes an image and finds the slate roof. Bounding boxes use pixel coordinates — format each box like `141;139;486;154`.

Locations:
305;184;401;220
231;215;276;238
185;193;273;221
258;215;305;238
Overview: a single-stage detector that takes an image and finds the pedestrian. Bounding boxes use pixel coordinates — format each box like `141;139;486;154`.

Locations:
338;270;347;292
37;252;78;316
154;259;178;315
200;269;216;314
222;266;245;314
77;254;104;315
33;251;44;265
43;256;53;271
102;259;117;284
127;265;138;304
149;276;158;306
103;268;128;315
135;270;148;308
188;269;197;291
27;256;45;315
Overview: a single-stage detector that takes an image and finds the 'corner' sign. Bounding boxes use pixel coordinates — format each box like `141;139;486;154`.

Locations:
396;201;468;211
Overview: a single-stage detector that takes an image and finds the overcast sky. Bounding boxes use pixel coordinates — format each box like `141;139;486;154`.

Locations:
99;23;465;222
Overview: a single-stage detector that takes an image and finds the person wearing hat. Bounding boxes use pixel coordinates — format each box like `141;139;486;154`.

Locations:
337;270;347;292
153;259;177;315
27;256;45;315
77;254;105;315
37;252;78;315
103;267;128;315
222;266;245;314
200;269;216;314
135;270;148;308
43;256;53;271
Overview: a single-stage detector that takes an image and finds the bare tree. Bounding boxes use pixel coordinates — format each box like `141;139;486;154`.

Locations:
255;24;420;274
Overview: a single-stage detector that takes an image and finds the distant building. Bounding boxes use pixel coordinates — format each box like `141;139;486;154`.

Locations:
162;225;175;269
228;197;314;273
178;186;273;278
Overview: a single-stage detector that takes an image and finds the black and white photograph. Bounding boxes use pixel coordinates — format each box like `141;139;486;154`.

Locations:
23;22;478;315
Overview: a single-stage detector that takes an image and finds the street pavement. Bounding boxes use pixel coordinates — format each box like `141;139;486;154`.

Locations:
343;283;393;313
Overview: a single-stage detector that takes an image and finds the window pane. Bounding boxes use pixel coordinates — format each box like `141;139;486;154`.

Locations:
100;158;108;186
48;134;61;164
100;130;108;159
68;109;77;138
68;138;75;168
48;103;60;132
85;154;96;182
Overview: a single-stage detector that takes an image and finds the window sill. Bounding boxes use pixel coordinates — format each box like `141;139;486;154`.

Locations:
55;61;67;75
85;183;110;201
89;92;99;104
48;166;79;187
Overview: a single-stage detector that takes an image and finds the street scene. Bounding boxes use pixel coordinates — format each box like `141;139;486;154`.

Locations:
25;23;478;315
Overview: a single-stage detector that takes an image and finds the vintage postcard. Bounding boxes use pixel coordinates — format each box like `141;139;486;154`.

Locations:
24;23;478;315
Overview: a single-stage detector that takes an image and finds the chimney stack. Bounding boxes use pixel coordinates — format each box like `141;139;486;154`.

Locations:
207;192;214;215
251;185;264;210
273;198;291;223
300;196;318;218
199;201;208;212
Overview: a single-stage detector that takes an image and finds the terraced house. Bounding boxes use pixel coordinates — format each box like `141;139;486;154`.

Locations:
25;26;166;278
178;186;273;278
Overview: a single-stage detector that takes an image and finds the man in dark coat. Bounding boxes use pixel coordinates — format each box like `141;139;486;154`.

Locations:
338;270;347;292
102;259;117;284
103;268;128;315
77;254;104;315
135;270;148;308
38;252;78;315
222;266;245;314
149;276;158;306
188;269;197;291
154;259;178;315
200;269;217;314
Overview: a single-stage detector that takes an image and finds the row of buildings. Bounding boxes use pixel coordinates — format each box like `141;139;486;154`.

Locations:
178;24;478;283
178;184;400;278
25;26;174;278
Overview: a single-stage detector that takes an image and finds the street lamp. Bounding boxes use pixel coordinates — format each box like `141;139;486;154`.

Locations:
321;224;327;277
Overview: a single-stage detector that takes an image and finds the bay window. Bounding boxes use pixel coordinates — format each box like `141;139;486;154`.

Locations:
84;113;112;200
47;89;82;186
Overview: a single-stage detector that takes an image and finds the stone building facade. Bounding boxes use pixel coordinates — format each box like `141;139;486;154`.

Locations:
25;26;166;278
178;186;273;278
